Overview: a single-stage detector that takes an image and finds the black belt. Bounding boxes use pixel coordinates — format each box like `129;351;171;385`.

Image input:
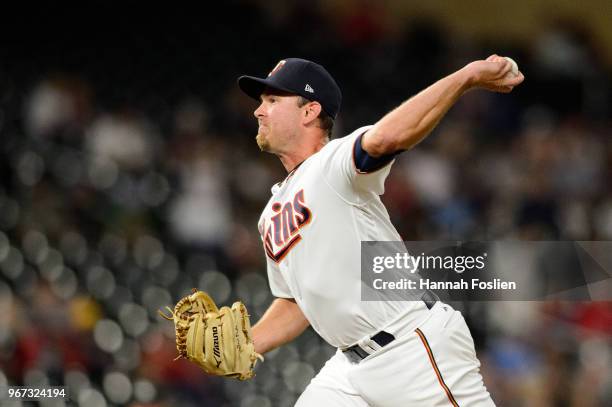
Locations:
421;289;438;310
343;291;438;364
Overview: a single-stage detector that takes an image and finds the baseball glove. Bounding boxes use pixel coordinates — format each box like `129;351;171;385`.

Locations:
159;289;263;380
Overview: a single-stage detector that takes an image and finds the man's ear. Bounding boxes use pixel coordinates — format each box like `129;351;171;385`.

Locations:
303;101;322;125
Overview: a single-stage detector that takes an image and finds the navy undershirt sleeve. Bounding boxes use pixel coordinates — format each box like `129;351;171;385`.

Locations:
353;133;403;173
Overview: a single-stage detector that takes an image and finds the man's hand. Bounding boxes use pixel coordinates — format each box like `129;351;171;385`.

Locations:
464;54;525;93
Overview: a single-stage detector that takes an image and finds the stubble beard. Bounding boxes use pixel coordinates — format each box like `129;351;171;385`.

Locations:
256;133;270;152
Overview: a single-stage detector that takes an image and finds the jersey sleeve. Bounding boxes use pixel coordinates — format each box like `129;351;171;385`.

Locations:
321;125;400;199
266;261;293;298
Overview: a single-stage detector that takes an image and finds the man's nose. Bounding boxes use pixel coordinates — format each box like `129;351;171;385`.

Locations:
254;103;265;118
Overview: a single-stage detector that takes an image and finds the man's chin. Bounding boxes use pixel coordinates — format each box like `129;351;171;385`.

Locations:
256;133;270;152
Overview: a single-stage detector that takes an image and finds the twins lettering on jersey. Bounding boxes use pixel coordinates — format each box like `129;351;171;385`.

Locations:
260;189;312;263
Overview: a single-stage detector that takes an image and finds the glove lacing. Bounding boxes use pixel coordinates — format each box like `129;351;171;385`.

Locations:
158;297;196;361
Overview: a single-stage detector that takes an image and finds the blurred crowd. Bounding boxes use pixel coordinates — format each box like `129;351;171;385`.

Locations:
0;2;611;406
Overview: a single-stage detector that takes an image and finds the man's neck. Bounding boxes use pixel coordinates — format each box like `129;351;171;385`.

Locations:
278;138;328;172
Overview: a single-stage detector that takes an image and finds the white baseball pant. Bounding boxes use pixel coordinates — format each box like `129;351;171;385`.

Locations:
295;302;495;406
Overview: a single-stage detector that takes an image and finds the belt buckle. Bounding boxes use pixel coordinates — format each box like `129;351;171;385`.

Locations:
343;331;395;364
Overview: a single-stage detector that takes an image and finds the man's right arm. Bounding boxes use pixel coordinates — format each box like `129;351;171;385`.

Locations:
361;55;524;157
252;298;310;355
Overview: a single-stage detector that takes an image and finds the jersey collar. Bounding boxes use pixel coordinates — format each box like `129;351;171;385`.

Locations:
271;159;306;195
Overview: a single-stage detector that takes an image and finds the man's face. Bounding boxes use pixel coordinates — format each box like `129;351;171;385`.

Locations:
254;89;303;153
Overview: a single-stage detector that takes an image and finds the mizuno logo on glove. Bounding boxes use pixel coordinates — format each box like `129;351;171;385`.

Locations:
212;326;222;367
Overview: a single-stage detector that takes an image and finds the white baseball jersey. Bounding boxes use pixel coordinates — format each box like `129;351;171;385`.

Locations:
258;126;423;347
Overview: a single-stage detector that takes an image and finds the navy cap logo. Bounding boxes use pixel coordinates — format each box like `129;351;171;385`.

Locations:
268;60;286;77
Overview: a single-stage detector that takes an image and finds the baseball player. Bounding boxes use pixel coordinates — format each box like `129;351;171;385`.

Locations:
236;56;524;406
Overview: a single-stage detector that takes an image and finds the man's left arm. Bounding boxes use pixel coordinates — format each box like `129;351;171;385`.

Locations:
362;55;524;157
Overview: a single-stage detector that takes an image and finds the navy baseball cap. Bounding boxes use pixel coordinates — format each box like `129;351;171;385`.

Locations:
238;58;342;119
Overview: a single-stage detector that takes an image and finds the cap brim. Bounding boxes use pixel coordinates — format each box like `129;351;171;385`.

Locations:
237;75;294;101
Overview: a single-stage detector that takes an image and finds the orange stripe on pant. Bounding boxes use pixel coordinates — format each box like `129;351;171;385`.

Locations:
415;328;459;407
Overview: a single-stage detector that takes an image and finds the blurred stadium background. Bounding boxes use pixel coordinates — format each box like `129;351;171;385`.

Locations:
1;1;611;406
